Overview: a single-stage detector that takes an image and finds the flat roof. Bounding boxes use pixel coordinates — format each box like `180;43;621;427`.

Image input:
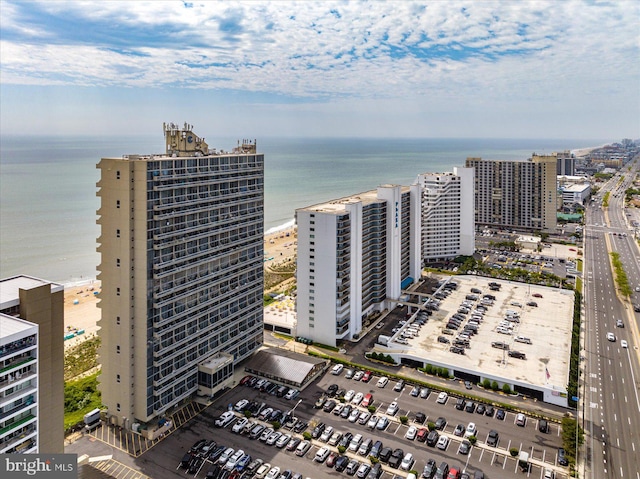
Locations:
299;186;410;214
0;275;64;309
383;275;574;390
0;313;37;342
264;297;297;329
563;184;590;192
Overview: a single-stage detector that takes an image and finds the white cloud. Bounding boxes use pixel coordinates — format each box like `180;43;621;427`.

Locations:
0;0;638;137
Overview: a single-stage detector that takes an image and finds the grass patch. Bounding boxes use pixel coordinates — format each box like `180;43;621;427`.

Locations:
64;372;101;431
610;252;632;296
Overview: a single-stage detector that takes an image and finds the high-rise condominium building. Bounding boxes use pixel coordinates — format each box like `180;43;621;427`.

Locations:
96;123;264;427
556;151;575;176
296;185;422;347
0;275;64;453
416;167;475;262
465;155;557;231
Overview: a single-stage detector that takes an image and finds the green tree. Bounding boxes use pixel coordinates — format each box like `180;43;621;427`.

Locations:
509;447;519;457
303;432;312;441
399;416;408;425
427;421;436;431
491;381;499;391
468;435;477;445
244;410;252;418
502;384;512;394
337;445;346;454
271;421;281;430
482;379;491;389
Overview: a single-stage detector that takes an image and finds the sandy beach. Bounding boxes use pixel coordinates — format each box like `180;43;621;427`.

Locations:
63;227;298;347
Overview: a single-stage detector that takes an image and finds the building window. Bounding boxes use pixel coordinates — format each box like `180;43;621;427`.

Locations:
310;234;315;238
116;200;120;208
116;171;120;179
116;403;121;412
116;258;120;267
116;316;120;325
116;287;120;296
116;345;120;354
116;374;120;383
116;229;120;238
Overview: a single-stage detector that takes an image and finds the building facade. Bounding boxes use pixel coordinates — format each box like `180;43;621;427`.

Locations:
556;151;576;176
416;167;475;262
0;275;65;454
295;185;421;347
561;183;591;206
465;155;557;231
96;124;264;426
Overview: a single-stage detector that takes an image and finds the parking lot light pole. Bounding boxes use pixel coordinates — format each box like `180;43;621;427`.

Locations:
290;398;303;416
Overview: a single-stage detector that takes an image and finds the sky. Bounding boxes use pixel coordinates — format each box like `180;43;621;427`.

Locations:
0;0;639;139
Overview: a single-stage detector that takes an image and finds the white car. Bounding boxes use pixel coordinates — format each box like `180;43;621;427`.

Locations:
344;389;356;402
352;392;364;405
285;389;299;400
215;411;236;427
621;340;628;348
400;452;415;471
265;467;280;479
405;425;417;440
320;426;334;442
225;449;245;470
607;332;616;342
234;399;249;412
437;392;448;404
377;377;389;388
386;401;399;415
266;431;282;446
436;435;449;450
276;433;291;448
367;415;379;428
353;370;364;381
331;364;344;375
232;417;248;433
314;447;330;463
464;422;477;438
348;409;360;423
218;447;235;465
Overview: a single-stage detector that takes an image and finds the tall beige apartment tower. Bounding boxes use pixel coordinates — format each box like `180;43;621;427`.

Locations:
96;123;264;427
0;275;64;453
465;154;557;231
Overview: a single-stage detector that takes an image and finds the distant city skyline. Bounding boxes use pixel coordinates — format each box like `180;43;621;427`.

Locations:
0;1;638;139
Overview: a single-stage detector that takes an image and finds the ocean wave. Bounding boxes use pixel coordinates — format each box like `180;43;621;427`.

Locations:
265;218;296;236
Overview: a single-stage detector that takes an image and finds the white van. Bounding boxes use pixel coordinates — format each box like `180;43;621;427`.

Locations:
376;377;389;388
331;364;344;375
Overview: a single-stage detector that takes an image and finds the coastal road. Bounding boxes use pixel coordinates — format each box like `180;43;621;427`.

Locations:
582;156;640;478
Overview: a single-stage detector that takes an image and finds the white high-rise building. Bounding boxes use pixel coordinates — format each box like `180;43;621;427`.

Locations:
295;185;421;347
0;275;65;454
96;124;264;427
416;167;475;262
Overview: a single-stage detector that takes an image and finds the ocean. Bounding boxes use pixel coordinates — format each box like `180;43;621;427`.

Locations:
0;136;606;284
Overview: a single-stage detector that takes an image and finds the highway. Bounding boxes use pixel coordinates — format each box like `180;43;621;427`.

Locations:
582;155;640;479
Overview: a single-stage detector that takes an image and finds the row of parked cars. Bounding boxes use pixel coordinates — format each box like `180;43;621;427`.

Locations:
443;288;495;354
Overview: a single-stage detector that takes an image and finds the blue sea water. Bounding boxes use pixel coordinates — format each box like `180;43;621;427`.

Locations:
0;135;607;284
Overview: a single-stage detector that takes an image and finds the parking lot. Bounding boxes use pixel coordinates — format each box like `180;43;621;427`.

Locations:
71;365;571;479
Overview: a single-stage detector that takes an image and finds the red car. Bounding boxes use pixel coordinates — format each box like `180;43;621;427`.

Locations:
362;370;373;383
361;393;373;407
532;293;543;298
